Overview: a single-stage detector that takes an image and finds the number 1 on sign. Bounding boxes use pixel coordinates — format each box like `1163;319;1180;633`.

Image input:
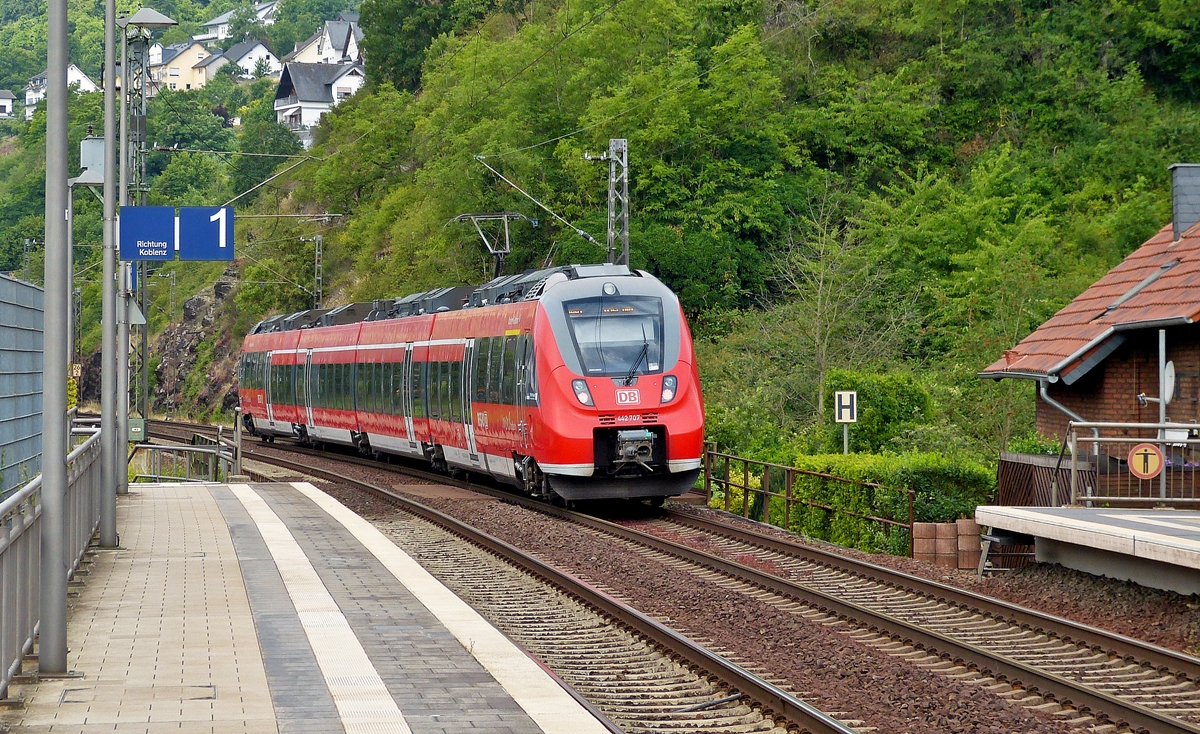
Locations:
210;208;227;248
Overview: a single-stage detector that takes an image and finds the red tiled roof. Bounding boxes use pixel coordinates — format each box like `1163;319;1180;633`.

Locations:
982;222;1200;381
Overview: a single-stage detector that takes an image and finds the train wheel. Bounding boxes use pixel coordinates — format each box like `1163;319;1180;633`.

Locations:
649;496;665;508
260;435;269;443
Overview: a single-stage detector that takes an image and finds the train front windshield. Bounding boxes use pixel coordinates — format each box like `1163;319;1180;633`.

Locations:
563;296;664;377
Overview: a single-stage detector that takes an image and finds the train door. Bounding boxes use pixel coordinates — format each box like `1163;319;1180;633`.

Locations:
265;350;276;427
304;350;314;428
516;331;534;453
402;344;417;451
462;340;482;467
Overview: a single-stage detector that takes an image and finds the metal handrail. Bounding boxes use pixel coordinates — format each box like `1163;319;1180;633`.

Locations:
703;448;915;556
1;429;103;699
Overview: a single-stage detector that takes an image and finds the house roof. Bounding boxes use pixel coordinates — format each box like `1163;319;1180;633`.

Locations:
203;8;236;27
203;1;275;27
276;62;362;103
157;41;206;66
981;220;1200;384
194;52;227;69
0;90;15;99
282;28;322;62
224;40;272;63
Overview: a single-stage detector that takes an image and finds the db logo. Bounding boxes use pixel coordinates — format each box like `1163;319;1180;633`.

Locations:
615;389;640;405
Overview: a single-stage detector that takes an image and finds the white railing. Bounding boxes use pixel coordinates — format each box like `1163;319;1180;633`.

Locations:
0;430;103;698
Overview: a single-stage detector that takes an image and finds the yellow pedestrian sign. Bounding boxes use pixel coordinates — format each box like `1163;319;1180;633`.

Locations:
1128;443;1164;480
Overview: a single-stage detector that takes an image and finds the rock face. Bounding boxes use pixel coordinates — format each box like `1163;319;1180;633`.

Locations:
153;267;240;415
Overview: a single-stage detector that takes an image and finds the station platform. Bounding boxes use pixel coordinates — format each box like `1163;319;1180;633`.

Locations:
0;481;613;734
975;505;1200;595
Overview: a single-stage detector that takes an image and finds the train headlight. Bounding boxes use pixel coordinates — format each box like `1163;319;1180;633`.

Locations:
660;375;678;404
571;379;594;406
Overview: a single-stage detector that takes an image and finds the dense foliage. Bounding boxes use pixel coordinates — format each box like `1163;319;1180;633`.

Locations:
255;0;1200;462
2;0;1200;482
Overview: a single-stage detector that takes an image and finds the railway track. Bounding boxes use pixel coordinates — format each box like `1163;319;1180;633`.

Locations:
148;420;1200;733
145;419;857;734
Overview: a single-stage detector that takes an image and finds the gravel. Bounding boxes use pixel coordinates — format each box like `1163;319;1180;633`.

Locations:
668;501;1200;656
300;462;1080;734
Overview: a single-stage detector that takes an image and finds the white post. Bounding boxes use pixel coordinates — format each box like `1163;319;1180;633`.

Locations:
1160;329;1168;499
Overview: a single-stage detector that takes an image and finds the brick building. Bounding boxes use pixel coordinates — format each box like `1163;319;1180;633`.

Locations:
981;164;1200;440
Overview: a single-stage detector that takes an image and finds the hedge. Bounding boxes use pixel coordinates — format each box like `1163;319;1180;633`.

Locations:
708;451;994;555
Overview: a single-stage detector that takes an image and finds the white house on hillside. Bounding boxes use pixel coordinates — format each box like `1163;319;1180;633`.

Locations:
195;0;278;42
282;19;361;65
274;62;363;146
195;39;281;80
26;64;97;119
0;90;15;119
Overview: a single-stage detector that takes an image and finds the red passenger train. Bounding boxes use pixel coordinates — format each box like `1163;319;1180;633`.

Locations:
238;264;705;502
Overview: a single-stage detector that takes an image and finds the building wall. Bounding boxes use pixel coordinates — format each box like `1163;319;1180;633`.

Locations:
1036;326;1200;440
0;275;42;499
153;44;212;91
237;46;280;76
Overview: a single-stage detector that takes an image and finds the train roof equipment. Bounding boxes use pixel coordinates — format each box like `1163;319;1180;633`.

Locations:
250;264;641;334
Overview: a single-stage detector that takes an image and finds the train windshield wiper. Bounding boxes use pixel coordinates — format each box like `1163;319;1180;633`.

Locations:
623;327;649;386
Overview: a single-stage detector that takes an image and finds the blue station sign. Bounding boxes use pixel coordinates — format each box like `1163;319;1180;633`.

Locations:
118;205;235;261
178;207;235;261
118;206;175;260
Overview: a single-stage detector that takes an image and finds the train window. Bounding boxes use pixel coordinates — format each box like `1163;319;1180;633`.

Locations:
473;339;489;403
428;362;440;421
342;363;351;411
485;340;500;404
562;296;664;377
522;335;538;406
501;336;518;404
384;362;395;415
356;361;367;412
438;361;450;421
449;362;462;423
412;362;426;419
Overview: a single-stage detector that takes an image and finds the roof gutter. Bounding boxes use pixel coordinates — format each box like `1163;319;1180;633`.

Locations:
1039;379;1098;437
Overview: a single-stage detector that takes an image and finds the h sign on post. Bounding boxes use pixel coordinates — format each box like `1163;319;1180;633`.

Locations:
178;207;234;261
835;390;857;455
118;206;175;260
835;391;857;423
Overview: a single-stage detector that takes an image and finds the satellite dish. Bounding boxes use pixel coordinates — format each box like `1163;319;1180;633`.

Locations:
1164;361;1176;405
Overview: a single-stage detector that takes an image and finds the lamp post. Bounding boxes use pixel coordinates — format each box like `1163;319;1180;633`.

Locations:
115;8;175;495
40;0;70;675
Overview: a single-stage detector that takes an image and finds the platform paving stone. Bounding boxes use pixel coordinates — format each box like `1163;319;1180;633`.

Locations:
228;483;544;734
0;484;278;734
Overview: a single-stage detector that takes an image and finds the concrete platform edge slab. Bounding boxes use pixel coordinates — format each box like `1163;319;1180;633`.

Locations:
285;481;612;734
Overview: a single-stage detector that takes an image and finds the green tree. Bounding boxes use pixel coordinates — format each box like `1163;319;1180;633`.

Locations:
229;120;302;203
360;0;451;90
146;90;236;176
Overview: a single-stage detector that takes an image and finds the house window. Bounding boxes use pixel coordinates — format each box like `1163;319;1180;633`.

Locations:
169;83;177;89
186;84;191;90
336;87;351;100
169;68;179;76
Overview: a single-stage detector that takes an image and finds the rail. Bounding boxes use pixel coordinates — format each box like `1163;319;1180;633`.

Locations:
1061;421;1200;506
703;445;915;556
0;430;103;699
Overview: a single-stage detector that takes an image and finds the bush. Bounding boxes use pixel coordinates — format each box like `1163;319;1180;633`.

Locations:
708;451;994;554
822;369;933;452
